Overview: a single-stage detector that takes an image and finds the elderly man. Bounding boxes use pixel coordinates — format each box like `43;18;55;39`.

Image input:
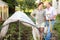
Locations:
44;2;57;40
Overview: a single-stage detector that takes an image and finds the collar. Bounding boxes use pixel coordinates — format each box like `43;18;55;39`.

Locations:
46;7;52;10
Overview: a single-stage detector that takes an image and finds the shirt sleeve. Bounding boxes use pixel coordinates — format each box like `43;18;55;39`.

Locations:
52;8;57;15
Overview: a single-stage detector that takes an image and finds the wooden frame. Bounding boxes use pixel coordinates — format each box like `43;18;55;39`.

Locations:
0;5;9;21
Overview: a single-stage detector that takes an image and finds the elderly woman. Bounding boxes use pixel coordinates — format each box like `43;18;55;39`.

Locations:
31;2;45;40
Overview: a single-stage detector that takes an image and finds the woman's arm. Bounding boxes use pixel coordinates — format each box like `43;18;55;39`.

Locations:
30;10;36;18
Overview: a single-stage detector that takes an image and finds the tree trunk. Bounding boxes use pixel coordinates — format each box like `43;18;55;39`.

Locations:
9;6;15;14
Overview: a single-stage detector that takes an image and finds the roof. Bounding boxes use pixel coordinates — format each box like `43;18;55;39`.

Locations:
0;0;8;6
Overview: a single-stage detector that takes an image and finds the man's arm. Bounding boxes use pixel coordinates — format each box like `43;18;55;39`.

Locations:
52;8;57;20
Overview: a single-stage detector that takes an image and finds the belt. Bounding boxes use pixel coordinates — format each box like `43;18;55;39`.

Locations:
46;19;55;21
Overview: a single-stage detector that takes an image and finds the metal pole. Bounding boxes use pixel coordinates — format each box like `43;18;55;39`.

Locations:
18;21;21;40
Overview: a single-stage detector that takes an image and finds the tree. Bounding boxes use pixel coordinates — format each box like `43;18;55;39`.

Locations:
16;0;37;12
3;0;18;14
41;0;52;2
